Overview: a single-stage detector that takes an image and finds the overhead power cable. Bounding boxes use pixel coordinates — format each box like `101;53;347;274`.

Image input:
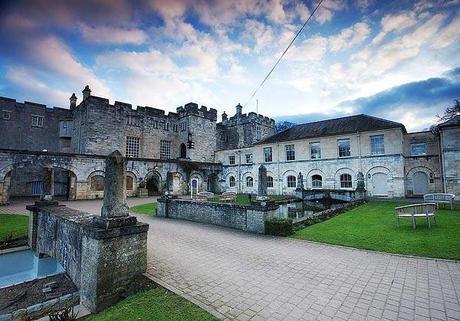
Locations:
243;0;325;108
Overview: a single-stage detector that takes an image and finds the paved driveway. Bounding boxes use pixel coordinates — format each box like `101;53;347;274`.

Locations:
2;199;460;320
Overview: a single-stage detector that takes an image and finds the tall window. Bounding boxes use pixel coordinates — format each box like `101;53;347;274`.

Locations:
126;136;140;158
264;147;272;162
164;122;170;130
256;126;262;140
312;175;322;188
31;115;44;127
229;155;236;165
229;176;236;187
285;144;295;161
411;143;427;156
340;174;352;188
287;175;296;188
338;139;351;157
370;135;385;155
310;142;321;159
246;176;254;187
267;176;274;188
245;154;253;164
160;140;171;159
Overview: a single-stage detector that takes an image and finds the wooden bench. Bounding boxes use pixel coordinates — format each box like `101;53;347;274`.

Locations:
423;193;455;210
219;192;236;202
395;203;437;229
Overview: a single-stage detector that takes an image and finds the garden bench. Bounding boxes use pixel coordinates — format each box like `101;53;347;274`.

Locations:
423;193;455;210
395;203;437;229
195;191;214;201
220;192;237;202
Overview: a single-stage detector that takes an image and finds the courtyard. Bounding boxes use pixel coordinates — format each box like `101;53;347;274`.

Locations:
1;198;460;320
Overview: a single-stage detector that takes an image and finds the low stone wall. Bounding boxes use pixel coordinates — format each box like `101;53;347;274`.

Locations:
27;202;149;313
157;198;278;234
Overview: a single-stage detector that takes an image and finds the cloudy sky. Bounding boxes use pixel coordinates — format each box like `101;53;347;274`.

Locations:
0;0;459;131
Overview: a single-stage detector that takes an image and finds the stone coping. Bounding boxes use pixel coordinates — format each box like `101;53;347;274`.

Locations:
26;203;149;240
159;197;279;211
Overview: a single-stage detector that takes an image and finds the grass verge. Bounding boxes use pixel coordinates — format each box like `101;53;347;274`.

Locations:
0;214;29;246
292;201;460;260
130;202;157;217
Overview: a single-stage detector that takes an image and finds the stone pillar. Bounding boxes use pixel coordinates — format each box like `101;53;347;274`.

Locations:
96;151;136;228
355;171;366;199
41;165;54;201
257;165;269;201
296;172;304;190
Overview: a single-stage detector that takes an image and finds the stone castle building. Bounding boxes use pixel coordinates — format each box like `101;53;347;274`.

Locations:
0;85;459;204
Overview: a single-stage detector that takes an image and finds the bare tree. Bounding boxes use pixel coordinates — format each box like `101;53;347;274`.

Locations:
437;99;460;121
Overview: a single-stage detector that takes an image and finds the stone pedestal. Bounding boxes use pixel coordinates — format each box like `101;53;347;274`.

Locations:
257;165;268;200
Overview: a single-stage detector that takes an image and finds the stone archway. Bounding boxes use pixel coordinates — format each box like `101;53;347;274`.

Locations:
146;172;161;196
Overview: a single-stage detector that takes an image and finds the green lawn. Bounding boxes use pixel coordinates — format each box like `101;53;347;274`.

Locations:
0;214;29;244
130;202;157;217
86;286;217;321
293;201;460;260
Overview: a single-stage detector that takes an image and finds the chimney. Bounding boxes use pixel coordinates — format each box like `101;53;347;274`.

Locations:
236;103;242;117
222;111;228;122
82;85;91;100
69;93;77;110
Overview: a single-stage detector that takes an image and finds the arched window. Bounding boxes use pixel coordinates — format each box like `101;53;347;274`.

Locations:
246;176;253;187
312;175;322;188
340;174;352;188
267;176;274;188
229;176;236;187
90;175;105;191
126;176;134;191
180;143;187;158
287;175;296;188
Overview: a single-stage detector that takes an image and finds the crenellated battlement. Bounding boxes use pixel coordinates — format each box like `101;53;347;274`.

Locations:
221;111;275;128
177;102;217;121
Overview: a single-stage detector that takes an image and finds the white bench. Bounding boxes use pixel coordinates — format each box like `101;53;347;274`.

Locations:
219;192;237;202
423;193;455;210
195;191;214;201
395;203;437;229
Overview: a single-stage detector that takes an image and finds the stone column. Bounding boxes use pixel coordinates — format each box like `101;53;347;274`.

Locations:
257;165;269;201
96;150;136;228
296;172;304;190
41;165;54;201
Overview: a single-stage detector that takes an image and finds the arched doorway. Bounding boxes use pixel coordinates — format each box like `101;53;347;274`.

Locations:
180;143;187;158
146;173;161;196
413;171;428;196
54;167;77;200
207;174;218;193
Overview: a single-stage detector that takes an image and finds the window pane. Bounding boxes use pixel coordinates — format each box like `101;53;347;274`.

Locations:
287;175;296;188
264;147;272;162
245;154;253;163
310;142;321;159
285;144;295;161
370;135;384;155
411;143;426;156
229;176;235;187
267;176;274;188
340;174;352;188
229;155;235;164
126;136;140;158
338;139;351;157
246;177;253;187
312;175;322;188
160;140;171;159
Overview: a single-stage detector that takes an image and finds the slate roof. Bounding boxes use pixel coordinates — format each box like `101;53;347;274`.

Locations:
438;115;460;128
256;114;406;145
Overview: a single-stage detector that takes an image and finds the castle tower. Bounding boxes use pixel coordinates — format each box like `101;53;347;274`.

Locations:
236;103;242;117
70;93;77;110
82;85;91;100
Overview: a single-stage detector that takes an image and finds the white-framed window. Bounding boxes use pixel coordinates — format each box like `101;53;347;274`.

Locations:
256;126;262;140
310;142;321;159
312;175;322;188
229;176;236;187
245;154;253;164
370;135;385;155
126;136;140;158
338;139;351;157
246;176;254;187
264;147;272;162
2;110;11;120
160;140;171;159
287;175;296;188
267;176;274;188
31;115;44;127
340;174;352;188
229;155;236;165
285;144;295;161
411;143;427;156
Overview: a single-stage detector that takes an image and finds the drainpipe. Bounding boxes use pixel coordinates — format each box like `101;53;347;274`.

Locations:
277;143;280;195
440;130;447;192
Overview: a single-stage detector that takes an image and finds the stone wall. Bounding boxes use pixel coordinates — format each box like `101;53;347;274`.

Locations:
441;126;460;195
27;203;149;313
157;198;278;234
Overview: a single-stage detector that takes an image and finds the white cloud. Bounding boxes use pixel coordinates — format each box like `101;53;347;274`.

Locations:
372;12;417;44
431;15;460;49
315;0;346;24
79;24;147;45
286;35;328;62
329;22;370;52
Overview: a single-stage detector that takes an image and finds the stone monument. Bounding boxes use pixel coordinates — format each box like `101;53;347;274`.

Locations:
296;172;304;190
41;164;54;201
95;150;136;228
257;165;269;201
355;171;366;199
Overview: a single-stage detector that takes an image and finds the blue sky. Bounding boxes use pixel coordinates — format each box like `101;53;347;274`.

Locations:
0;0;459;131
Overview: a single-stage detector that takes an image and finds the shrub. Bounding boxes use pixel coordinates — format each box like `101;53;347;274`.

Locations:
265;218;293;236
